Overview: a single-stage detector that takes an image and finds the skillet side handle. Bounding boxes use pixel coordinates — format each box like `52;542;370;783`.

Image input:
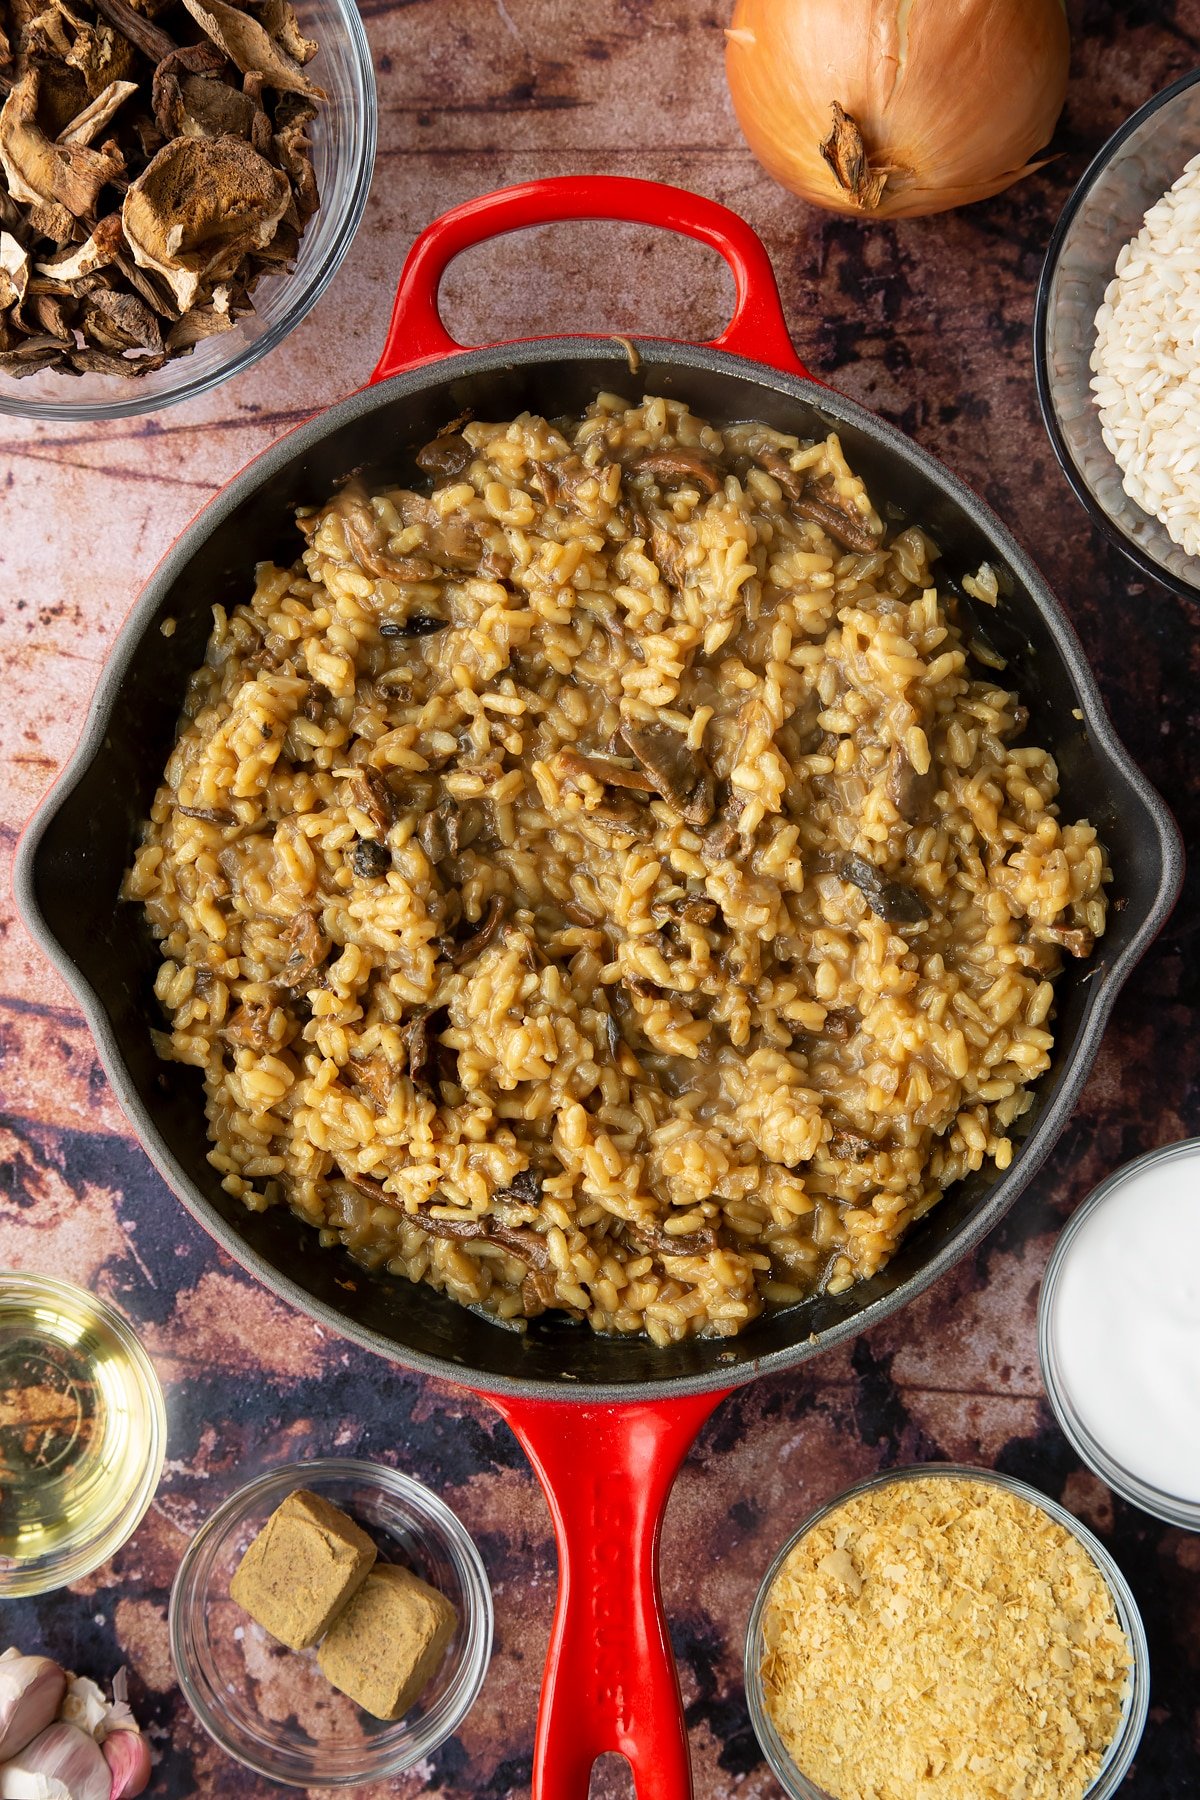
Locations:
370;176;810;382
491;1389;729;1800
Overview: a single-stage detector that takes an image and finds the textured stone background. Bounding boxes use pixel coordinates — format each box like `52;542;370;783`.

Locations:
2;1;1199;1795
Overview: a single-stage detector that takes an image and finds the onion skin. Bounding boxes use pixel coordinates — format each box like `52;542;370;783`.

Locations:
725;0;1069;220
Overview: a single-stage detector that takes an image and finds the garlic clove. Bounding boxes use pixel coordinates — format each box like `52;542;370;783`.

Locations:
0;1721;110;1800
57;1679;108;1742
102;1732;151;1799
0;1659;67;1762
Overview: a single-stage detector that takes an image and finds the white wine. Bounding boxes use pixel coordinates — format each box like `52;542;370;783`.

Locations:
0;1275;165;1596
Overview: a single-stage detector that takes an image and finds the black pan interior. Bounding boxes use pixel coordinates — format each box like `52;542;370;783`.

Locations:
21;342;1180;1397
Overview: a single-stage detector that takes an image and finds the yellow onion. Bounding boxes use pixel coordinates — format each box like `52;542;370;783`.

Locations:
725;0;1069;220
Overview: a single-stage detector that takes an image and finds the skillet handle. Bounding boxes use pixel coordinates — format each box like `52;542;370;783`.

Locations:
370;176;809;382
490;1389;729;1800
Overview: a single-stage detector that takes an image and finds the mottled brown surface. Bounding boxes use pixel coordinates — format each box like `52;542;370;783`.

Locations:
1;2;1198;1796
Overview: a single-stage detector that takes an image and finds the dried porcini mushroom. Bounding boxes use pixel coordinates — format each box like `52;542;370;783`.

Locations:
0;67;122;215
122;133;289;310
0;0;326;380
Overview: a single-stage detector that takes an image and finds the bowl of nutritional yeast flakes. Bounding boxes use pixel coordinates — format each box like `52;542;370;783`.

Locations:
15;177;1181;1800
1036;66;1200;598
744;1466;1149;1800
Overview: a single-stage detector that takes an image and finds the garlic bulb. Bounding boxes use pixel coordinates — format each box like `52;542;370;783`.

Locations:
0;1658;67;1763
0;1721;110;1800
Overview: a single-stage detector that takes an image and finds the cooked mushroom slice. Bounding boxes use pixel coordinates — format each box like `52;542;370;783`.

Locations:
416;432;473;478
448;893;506;968
1032;922;1096;959
399;1005;446;1088
618;720;715;828
556;746;655;799
628;1220;720;1258
223;998;283;1051
754;444;806;503
702;788;745;861
496;1167;541;1205
821;1007;857;1042
346;1053;394;1111
0;68;124;217
650;893;719;927
829;1130;874;1161
841;855;929;925
795;492;881;554
885;742;938;823
378;613;445;637
176;802;233;825
416;797;459;864
350;767;395;837
632;448;723;496
181;0;324;96
351;838;390;879
275;907;328;992
122;135;291;313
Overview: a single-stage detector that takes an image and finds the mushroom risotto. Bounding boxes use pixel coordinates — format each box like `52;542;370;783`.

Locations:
125;394;1109;1343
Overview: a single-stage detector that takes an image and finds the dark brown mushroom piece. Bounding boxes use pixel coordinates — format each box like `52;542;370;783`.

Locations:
829;1130;874;1161
0;67;123;218
495;1167;542;1205
886;742;938;824
223;998;282;1051
181;0;323;96
556;746;655;799
416;432;473;479
122;135;291;314
651;893;719;927
416;797;459;864
176;802;234;825
448;893;506;969
794;492;881;554
841;855;930;925
628;1221;720;1258
351;838;390;879
379;614;446;638
351;767;395;837
399;1005;449;1089
632;448;723;496
821;1007;857;1042
619;720;715;829
275;907;328;992
1032;922;1095;959
347;1053;395;1111
754;445;806;503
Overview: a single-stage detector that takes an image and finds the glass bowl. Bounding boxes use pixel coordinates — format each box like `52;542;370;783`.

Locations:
0;1271;166;1597
169;1457;493;1787
1034;67;1200;600
0;0;376;423
1039;1137;1200;1531
744;1463;1150;1800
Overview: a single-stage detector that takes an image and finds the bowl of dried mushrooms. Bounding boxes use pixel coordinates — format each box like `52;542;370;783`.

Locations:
0;0;375;416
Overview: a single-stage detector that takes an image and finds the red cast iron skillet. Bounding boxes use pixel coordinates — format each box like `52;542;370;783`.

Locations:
15;178;1182;1800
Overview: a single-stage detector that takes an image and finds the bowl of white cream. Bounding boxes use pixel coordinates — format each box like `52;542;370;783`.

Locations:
1039;1137;1200;1529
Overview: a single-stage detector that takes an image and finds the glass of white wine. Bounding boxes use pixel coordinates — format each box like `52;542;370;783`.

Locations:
0;1273;166;1596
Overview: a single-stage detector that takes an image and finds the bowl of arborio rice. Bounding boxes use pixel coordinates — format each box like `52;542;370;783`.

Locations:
1035;66;1200;599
